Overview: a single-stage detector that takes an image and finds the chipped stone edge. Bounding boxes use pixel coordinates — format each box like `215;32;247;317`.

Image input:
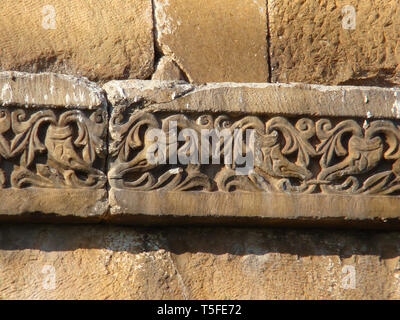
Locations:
0;71;107;110
104;80;400;119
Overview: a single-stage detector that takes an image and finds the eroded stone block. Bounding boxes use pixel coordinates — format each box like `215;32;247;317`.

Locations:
105;80;400;225
0;72;108;219
268;0;400;85
0;0;154;81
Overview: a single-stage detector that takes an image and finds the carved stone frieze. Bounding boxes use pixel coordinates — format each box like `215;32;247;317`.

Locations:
2;75;400;224
0;107;107;189
106;80;400;224
109;110;400;195
0;72;108;218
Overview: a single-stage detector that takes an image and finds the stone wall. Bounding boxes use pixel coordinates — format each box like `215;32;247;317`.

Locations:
2;225;400;299
0;0;399;299
1;0;398;84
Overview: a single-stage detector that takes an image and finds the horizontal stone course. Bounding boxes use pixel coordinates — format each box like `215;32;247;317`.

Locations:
1;1;397;85
1;72;400;226
106;79;400;226
1;224;400;299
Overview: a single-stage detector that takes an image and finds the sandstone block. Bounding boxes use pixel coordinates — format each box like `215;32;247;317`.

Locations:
0;0;154;81
105;80;400;226
0;72;108;219
0;71;105;109
1;224;400;299
154;0;269;82
268;0;400;85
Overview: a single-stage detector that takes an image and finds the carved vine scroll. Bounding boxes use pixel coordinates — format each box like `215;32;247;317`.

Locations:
109;110;400;195
0;107;107;189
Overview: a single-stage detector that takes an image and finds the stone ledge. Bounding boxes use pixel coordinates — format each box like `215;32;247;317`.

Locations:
108;189;400;229
104;80;400;118
1;73;400;226
0;189;107;219
106;80;400;227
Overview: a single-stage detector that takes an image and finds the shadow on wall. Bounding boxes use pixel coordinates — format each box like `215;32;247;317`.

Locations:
0;224;399;259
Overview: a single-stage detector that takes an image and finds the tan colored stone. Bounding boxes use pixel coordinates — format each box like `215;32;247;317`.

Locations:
0;0;154;81
0;189;107;219
0;71;106;108
105;80;400;226
152;57;185;81
0;72;107;219
109;190;400;226
1;224;400;299
268;0;400;86
154;0;269;82
104;80;400;118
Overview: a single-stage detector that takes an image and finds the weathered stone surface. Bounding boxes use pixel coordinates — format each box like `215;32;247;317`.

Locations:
0;189;107;219
110;191;400;226
0;72;108;218
0;0;154;81
0;71;106;109
154;0;269;82
104;80;400;118
106;80;400;225
152;57;185;81
268;0;400;86
1;224;400;299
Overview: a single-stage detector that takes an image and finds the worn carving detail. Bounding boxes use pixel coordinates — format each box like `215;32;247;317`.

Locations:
110;110;400;195
0;107;107;189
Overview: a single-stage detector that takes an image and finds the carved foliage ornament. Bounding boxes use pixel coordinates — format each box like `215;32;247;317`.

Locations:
110;110;400;195
0;107;107;189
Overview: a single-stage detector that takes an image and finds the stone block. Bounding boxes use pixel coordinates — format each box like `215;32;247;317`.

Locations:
0;72;108;219
105;80;400;226
0;0;154;81
154;0;269;82
268;0;400;85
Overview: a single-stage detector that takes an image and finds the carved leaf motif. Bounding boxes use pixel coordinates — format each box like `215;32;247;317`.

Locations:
10;109;56;167
0;110;11;158
256;117;316;184
0;107;107;189
366;121;400;160
215;167;266;192
58;110;105;165
266;117;316;167
110;111;400;195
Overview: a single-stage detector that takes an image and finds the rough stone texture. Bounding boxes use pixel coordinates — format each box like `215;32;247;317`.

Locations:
0;189;107;220
0;71;106;109
152;57;185;81
0;0;154;82
0;72;108;219
154;0;269;82
1;224;400;299
268;0;400;86
104;80;400;118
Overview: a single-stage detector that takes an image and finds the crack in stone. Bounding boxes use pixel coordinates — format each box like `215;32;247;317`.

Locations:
265;0;272;83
